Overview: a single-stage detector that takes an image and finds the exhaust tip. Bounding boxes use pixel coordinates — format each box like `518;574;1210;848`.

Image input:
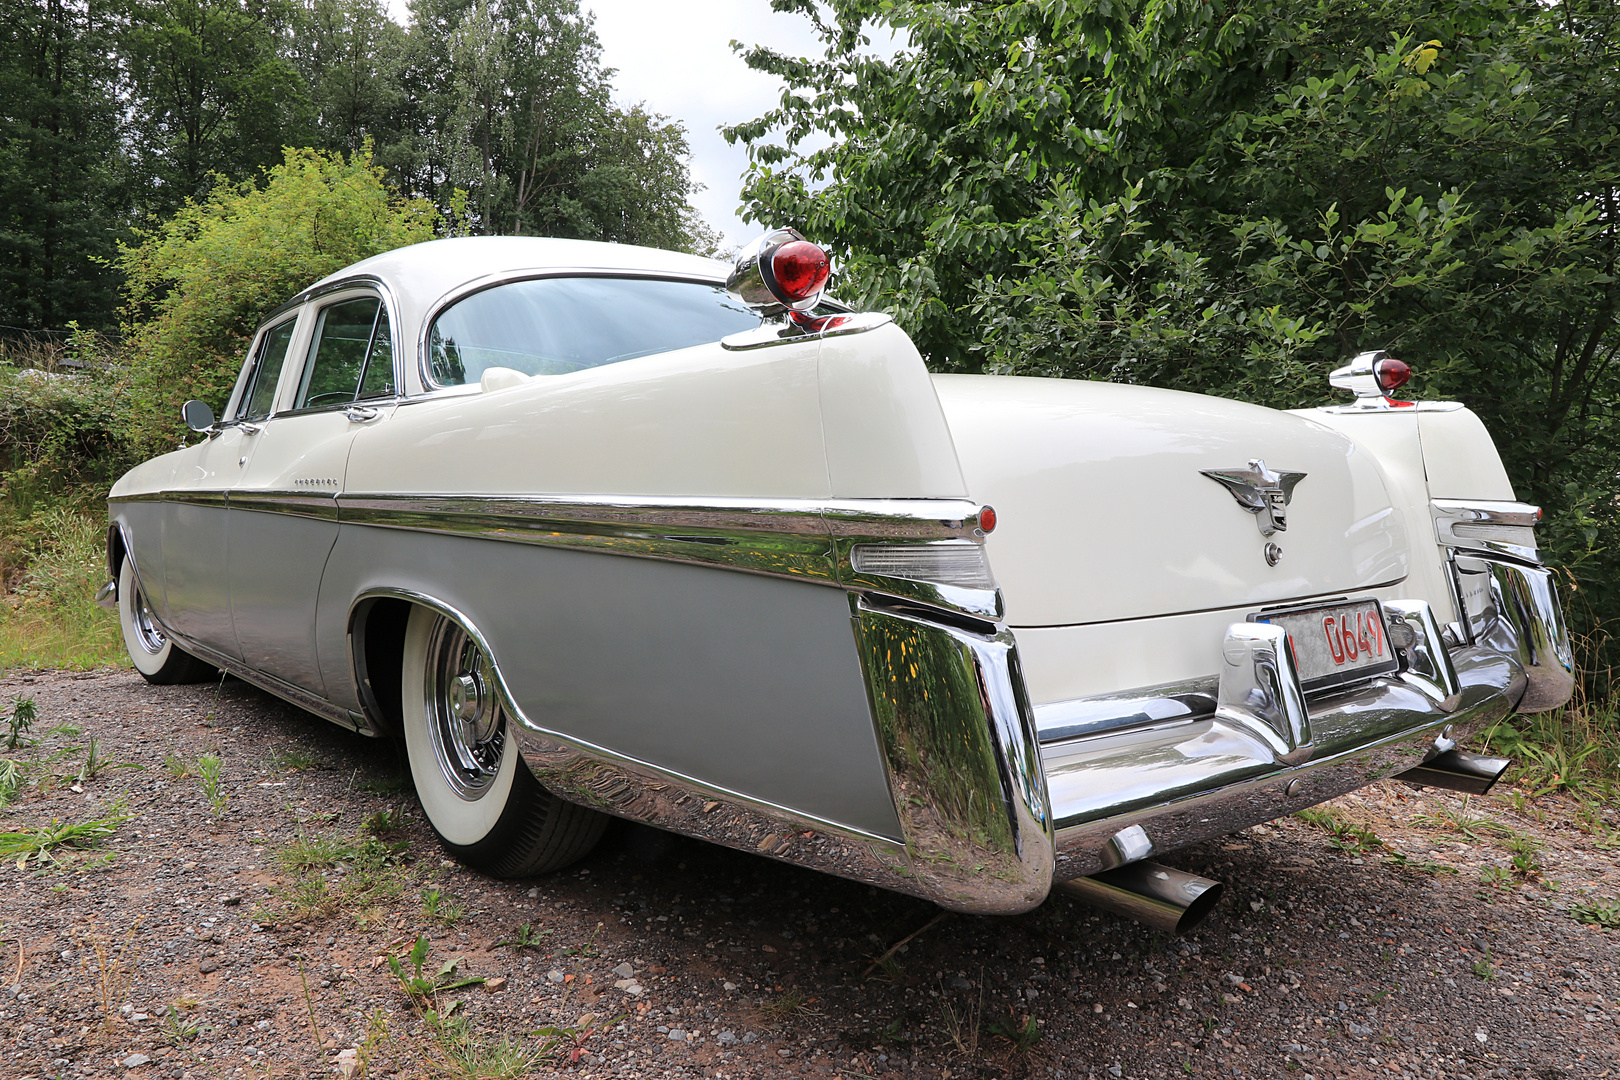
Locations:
1057;861;1225;935
1395;748;1512;796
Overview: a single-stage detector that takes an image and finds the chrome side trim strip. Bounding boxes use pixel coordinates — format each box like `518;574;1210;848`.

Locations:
228;491;341;521
337;493;841;584
1432;499;1540;562
337;493;1002;621
109;490;229;509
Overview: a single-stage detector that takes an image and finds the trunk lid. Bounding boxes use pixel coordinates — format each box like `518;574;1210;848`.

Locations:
932;375;1408;628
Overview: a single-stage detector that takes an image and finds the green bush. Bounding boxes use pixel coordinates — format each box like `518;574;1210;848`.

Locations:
119;145;437;454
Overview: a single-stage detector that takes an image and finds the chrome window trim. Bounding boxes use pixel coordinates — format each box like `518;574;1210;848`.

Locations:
232;314;303;423
287;283;402;415
413;268;743;397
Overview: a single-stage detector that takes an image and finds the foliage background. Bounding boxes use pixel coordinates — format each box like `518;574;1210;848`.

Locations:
728;0;1620;687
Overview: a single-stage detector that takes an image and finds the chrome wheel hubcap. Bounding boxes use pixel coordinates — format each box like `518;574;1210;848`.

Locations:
425;619;505;800
131;584;166;655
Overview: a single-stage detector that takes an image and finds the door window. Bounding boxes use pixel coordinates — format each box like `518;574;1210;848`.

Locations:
295;296;395;409
238;319;298;420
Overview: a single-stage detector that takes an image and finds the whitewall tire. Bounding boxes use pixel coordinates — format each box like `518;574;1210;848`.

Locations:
118;557;215;684
400;604;607;876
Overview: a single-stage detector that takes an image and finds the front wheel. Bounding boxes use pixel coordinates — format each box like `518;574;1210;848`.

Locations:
400;605;607;876
118;558;216;684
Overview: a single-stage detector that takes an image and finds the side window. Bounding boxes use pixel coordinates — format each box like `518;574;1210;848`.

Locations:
295;296;395;409
238;319;298;420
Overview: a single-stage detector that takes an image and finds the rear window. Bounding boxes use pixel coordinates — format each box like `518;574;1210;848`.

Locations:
426;276;761;387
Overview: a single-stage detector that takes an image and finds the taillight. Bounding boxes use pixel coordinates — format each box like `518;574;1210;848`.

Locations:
771;241;830;304
726;228;833;313
978;505;997;534
1374;357;1411;392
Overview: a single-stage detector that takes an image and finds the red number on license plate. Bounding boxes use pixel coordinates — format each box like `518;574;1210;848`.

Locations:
1320;609;1384;666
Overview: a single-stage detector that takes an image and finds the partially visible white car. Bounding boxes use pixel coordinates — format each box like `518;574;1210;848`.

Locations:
101;230;1572;930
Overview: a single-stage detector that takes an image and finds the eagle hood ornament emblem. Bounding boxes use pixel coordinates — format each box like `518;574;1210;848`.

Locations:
1201;459;1307;537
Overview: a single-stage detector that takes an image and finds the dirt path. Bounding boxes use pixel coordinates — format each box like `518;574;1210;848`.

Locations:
1;669;1617;1079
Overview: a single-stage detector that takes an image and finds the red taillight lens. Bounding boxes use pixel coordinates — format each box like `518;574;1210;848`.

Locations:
1374;357;1411;392
978;505;997;534
771;241;830;304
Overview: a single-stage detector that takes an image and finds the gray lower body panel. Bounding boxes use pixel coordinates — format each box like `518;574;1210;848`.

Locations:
317;523;903;841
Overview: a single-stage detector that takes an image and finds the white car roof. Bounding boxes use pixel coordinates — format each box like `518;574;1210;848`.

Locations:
307;235;731;309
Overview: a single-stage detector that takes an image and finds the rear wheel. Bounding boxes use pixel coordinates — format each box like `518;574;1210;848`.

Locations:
118;558;216;684
400;604;607;876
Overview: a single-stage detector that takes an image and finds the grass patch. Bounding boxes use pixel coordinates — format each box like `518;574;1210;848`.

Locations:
267;830;412;923
1409;796;1514;842
1294;806;1382;852
0;799;130;868
1481;703;1620;797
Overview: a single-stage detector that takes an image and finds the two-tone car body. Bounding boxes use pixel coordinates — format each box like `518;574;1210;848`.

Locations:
103;232;1574;919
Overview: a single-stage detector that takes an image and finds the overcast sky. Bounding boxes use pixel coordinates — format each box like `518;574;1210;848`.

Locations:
381;0;895;249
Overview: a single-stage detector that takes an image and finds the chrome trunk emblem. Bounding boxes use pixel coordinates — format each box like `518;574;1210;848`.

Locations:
1201;459;1306;537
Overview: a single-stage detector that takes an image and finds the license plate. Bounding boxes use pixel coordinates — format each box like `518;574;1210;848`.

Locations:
1252;599;1399;691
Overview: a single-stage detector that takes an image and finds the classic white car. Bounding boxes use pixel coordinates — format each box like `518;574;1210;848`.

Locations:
102;231;1573;931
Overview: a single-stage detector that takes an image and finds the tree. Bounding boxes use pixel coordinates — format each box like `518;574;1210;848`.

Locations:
122;0;314;216
0;0;128;331
731;0;1620;670
118;146;438;452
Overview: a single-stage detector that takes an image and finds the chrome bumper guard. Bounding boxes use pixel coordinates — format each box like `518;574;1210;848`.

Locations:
95;578;118;610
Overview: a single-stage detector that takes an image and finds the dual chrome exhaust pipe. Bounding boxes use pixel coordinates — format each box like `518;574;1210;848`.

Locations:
1056;751;1511;933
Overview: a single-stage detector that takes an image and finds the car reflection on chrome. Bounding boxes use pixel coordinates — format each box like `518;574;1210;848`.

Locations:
101;230;1575;931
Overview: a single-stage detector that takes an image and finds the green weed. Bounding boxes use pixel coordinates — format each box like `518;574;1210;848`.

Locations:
362;807;407;836
1381;851;1458;875
160;1004;201;1045
387;935;485;1006
269;831;410;924
0;758;21;805
421;886;465;926
1471;945;1497;980
1410;797;1514;841
269;747;318;772
1569;897;1620;930
1295;806;1382;852
494;922;553;951
78;733;103;781
6;694;35;750
197;753;224;812
163;752;190;779
1482;706;1620;796
0;799;130;868
986;1013;1043;1051
759;988;819;1023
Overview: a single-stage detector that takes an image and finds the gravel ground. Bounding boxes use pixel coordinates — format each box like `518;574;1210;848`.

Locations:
1;668;1617;1080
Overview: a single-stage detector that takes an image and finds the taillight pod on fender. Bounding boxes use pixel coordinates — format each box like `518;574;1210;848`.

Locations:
727;227;832;313
1374;357;1411;393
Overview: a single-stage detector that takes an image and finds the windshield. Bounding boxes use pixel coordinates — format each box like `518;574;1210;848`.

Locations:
426;276;762;387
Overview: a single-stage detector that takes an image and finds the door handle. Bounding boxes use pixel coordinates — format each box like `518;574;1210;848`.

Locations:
344;405;380;423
